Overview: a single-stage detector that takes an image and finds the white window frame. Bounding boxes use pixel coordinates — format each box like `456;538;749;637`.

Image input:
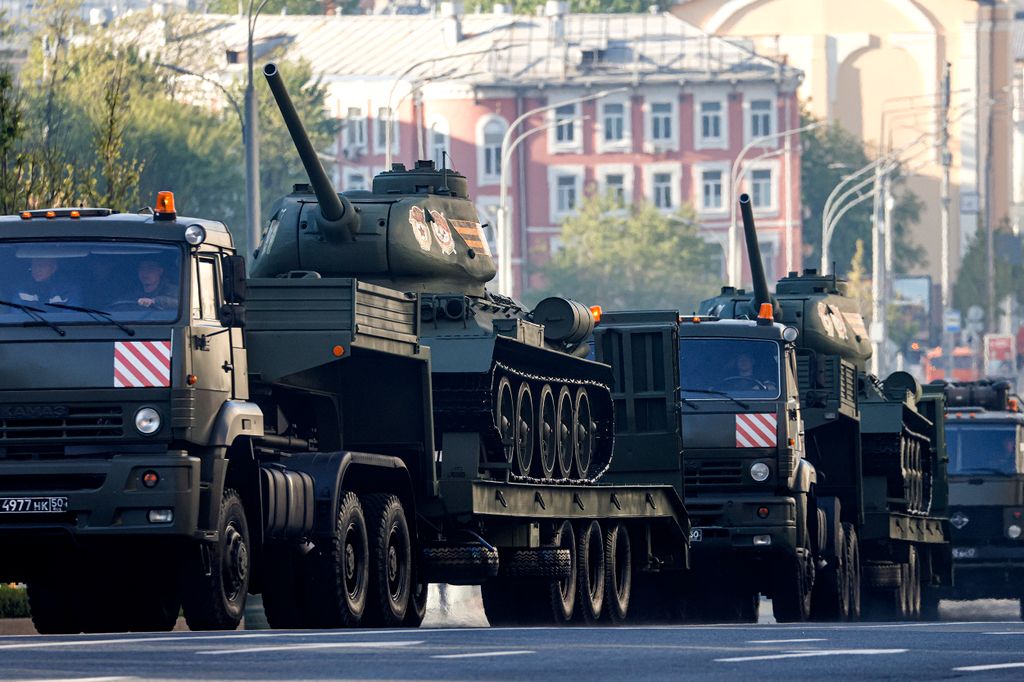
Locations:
373;106;399;156
547;165;585;221
595;164;634;209
742;89;778;146
428;116;451;167
476;114;508;187
694;94;728;151
758;235;780;284
742;159;781;214
597;95;631;153
644;98;678;153
642;162;682;213
547;100;583;154
692;161;731;215
343;105;367;156
343;166;370;192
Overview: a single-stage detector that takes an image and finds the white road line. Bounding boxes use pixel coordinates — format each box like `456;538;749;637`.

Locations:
12;678;134;682
747;638;827;644
983;632;1024;636
197;640;423;656
0;630;428;651
432;650;535;660
716;649;908;663
953;662;1024;672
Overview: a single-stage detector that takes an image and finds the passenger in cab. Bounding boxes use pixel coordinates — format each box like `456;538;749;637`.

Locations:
15;257;78;306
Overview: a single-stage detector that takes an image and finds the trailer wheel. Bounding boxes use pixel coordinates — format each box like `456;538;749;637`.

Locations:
555;387;575;479
182;489;251;631
403;578;428;628
27;575;83;634
575;520;605;623
772;548;813;623
537;384;557;479
906;545;921;620
603;523;631;623
573;389;594;478
843;523;861;621
304;491;370;628
920;587;941;621
362;494;412;627
515;382;535;476
549;520;578;622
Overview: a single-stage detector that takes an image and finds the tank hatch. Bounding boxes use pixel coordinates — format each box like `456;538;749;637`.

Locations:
776;268;847;296
373;160;470;199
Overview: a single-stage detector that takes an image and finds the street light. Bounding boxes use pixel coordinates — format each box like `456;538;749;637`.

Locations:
496;88;627;295
245;0;270;255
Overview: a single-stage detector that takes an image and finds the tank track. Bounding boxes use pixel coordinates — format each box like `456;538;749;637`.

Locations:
432;360;614;485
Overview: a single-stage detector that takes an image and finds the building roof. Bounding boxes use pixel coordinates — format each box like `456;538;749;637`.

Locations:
170;10;801;89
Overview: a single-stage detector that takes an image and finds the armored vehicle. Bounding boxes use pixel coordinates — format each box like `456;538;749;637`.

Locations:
0;64;690;633
940;379;1024;620
593;195;950;622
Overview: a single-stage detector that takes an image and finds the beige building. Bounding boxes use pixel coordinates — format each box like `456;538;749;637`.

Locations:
675;0;1015;292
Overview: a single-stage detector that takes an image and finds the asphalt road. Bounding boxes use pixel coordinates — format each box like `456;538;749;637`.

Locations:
2;616;1024;681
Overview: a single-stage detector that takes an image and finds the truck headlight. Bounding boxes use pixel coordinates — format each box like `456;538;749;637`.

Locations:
1009;524;1022;539
184;223;207;246
135;407;162;435
750;462;771;482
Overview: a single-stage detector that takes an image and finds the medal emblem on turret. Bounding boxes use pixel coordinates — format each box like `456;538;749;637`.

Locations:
429;210;456;256
409;206;432;252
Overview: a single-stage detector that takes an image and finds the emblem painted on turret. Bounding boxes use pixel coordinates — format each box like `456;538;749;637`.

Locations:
429;210;456;256
408;206;432;252
829;304;848;339
450;218;491;256
817;301;835;337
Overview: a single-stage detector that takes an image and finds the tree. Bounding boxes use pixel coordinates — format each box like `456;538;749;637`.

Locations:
529;194;721;312
845;239;871;321
799;111;924;276
953;219;1022;329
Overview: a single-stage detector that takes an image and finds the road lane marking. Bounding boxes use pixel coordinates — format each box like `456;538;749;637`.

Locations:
983;632;1024;636
198;640;423;656
716;649;908;663
954;662;1024;672
432;650;535;659
747;638;827;644
0;630;429;651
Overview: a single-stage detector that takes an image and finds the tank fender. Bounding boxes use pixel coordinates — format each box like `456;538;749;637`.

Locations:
209;400;265;447
278;451;415;541
792;457;817;493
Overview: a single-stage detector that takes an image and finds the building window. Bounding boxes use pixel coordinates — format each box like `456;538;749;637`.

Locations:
430;118;450;166
375;107;394;153
751;169;773;209
556;174;578;214
555;104;576;145
700;101;723;142
346;172;367;191
478;117;507;183
603;102;625;143
750;99;772;138
605;173;626;206
653;172;673;209
345;107;366;152
759;240;777;283
702;170;723;210
651;102;673;142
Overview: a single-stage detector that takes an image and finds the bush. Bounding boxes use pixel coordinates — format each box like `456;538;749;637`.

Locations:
0;584;29;618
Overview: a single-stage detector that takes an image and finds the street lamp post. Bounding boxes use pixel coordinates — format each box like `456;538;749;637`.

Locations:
245;0;270;255
495;88;626;296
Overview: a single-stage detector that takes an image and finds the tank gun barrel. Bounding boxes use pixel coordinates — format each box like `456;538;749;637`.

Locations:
739;193;772;312
263;63;355;238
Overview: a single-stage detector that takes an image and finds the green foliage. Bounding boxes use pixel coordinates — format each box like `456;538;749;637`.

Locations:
469;0;674;13
953;220;1022;326
530;193;721;312
799;110;924;276
0;585;29;619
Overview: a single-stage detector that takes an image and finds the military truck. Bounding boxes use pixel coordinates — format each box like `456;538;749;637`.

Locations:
0;64;689;633
595;195;951;622
940;379;1024;621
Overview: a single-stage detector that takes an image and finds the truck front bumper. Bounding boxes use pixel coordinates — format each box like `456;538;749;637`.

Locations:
0;450;201;540
686;494;798;556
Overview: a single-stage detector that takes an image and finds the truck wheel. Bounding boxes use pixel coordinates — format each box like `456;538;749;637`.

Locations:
27;576;83;634
403;578;428;628
262;542;311;629
843;523;861;620
125;558;181;632
772;549;813;623
362;494;412;627
906;546;921;620
920;587;941;621
549;520;578;622
603;522;631;623
811;523;845;622
575;520;605;623
305;491;370;628
182;489;251;631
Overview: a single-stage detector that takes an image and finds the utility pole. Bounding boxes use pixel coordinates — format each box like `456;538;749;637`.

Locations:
939;62;954;379
245;0;268;257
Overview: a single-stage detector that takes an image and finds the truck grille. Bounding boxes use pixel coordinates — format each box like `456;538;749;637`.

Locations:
684;459;744;488
0;405;124;442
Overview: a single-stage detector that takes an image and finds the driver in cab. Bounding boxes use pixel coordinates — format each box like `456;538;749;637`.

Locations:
727;351;778;393
134;258;178;311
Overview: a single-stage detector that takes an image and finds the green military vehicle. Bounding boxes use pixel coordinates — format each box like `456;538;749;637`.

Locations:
598;195;951;622
0;64;690;633
940;380;1024;621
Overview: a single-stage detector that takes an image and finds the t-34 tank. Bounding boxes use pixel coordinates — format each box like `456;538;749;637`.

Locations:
254;63;612;483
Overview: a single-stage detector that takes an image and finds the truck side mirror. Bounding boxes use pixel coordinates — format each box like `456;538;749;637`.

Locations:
222;254;247;303
219;303;246;329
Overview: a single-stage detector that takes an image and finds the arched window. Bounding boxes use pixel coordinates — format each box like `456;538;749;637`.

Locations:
429;117;450;167
476;115;508;185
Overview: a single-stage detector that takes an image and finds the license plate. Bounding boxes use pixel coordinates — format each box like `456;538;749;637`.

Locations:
690;528;703;542
0;497;68;514
952;547;977;559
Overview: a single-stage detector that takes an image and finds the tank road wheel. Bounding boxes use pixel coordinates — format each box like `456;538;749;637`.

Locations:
575;520;606;623
182;489;251;631
555;387;575;479
772;549;814;623
603;522;632;623
549;520;578;623
303;491;370;628
537;384;558;479
515;382;535;477
496;377;515;465
362;494;412;627
573;388;595;478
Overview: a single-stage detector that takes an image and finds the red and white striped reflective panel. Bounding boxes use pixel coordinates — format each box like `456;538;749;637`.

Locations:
114;340;171;388
735;413;777;448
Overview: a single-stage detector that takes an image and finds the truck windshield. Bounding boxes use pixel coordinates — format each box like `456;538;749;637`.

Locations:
946;424;1020;475
0;241;182;325
680;338;781;400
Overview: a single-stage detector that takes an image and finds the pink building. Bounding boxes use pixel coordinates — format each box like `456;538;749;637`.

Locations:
205;5;803;298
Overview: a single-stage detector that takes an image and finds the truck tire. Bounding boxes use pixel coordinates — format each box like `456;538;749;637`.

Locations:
27;576;83;634
261;542;311;629
362;494;412;627
482;578;546;625
124;558;181;632
920;587;941;621
603;522;631;623
501;548;572;579
844;523;861;620
549;520;578;623
772;549;813;623
182;489;251;631
304;491;370;628
575;520;605;623
421;545;499;583
403;578;428;628
906;545;921;620
811;523;845;622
